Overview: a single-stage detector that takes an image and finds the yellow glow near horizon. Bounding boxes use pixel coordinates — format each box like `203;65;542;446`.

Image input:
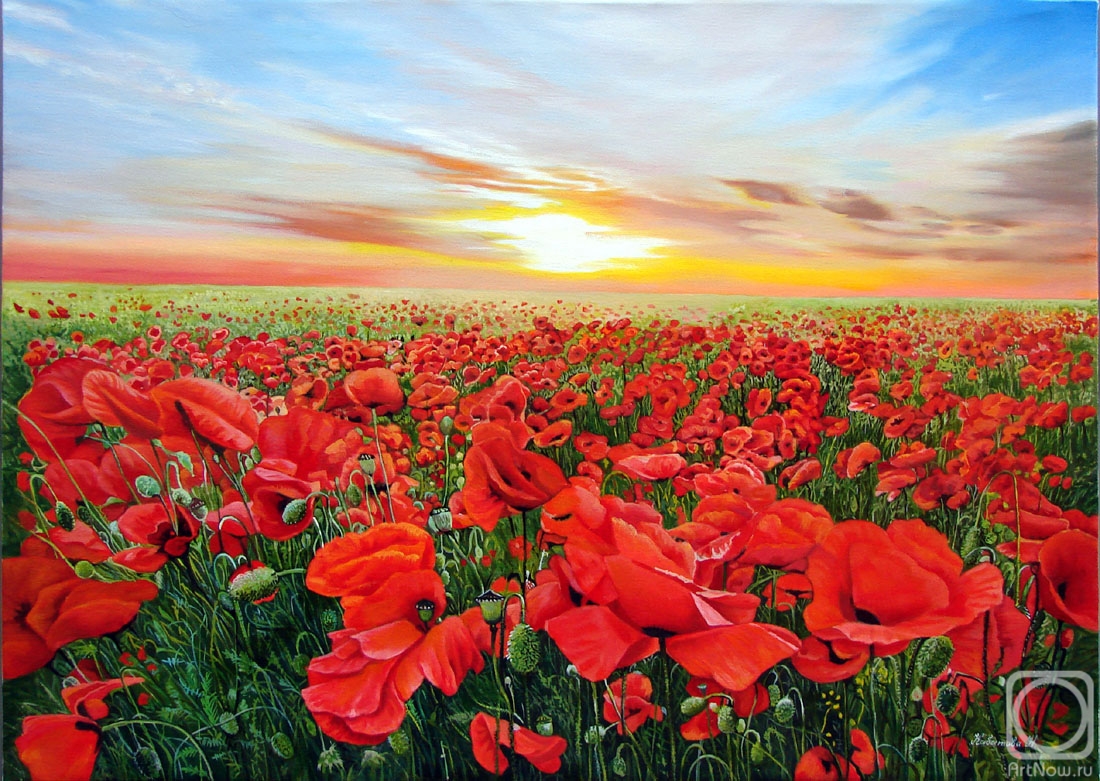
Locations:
458;212;667;274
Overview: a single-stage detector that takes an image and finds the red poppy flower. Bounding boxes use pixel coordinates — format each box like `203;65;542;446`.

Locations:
151;377;259;453
285;375;329;410
80;370;162;440
114;499;201;572
946;595;1030;682
679;678;769;740
779;458;822;491
302;601;484;744
17;357;104;460
793;746;859;781
461;423;567;531
804;520;1004;655
3;557;157;680
832;442;880;479
602;673;664;735
791;635;871;683
241;463;316;542
16;676;144;781
613;452;687;481
343;368;405;415
1036;529;1098;631
469;712;567;775
306;523;436;603
255;406;367;487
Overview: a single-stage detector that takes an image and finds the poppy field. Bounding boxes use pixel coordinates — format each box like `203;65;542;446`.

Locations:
2;284;1097;780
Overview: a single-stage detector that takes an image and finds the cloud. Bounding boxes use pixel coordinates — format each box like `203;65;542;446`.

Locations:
817;190;894;221
977;120;1097;209
722;180;807;206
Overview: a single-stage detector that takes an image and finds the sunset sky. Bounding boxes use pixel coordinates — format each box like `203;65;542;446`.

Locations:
3;0;1097;298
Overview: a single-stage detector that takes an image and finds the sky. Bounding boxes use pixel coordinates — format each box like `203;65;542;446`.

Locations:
2;0;1097;298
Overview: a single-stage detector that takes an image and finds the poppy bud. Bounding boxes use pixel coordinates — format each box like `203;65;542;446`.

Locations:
916;636;954;680
361;750;385;769
439;415;454;435
908;736;928;762
170;488;192;506
750;741;766;765
292;654;310;676
132;747;163;777
227;566;278;603
74;560;96;579
680;696;707;717
271;732;294;759
345;483;363;506
507;623;540;673
774;696;796;724
321;610;341;633
611;753;628;777
134;475;162;498
767;684;782;703
281;498;312;526
55;502;75;531
317;745;344;774
716;705;737;734
388;729;411;756
584;725;603;744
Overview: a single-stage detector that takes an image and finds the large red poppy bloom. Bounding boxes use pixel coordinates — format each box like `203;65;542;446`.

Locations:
16;676;144;781
1036;529;1099;631
3;557;158;680
460;423;567;531
80;370;162;440
17;357;103;460
469;712;568;775
306;523;436;604
803;519;1004;654
255;406;368;487
114;499;202;572
151;377;259;453
241;463;317;542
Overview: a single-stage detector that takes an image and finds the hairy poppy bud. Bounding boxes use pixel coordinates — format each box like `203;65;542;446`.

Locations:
774;696;796;724
767;684;782;703
321;609;341;633
271;732;294;759
74;560;96;579
908;736;928;762
680;696;707;717
916;636;954;680
227;566;278;603
169;488;192;506
345;483;363;507
584;725;602;745
388;729;411;756
507;623;540;673
134;475;161;498
750;741;766;765
55;502;75;531
281;498;311;526
361;749;385;769
317;745;344;774
716;705;737;734
611;753;628;777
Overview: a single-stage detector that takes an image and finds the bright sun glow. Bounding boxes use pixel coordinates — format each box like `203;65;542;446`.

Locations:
460;213;666;273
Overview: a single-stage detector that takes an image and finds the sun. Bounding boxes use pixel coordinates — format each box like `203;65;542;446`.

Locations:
460;212;666;274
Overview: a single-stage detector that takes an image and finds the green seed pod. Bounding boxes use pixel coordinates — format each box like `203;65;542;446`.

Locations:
535;715;554;737
428;507;453;534
317;745;344;774
271;732;294;760
281;498;311;526
680;696;707;717
507;623;541;674
611;754;628;777
388;729;411;756
134;475;162;498
439;416;454;435
774;696;796;724
132;746;163;778
292;654;311;676
55;502;75;531
359;454;377;477
584;725;602;745
227;566;278;603
74;560;96;579
916;636;955;680
750;741;766;765
716;705;737;734
908;736;929;762
767;684;782;703
935;683;960;715
188;497;208;521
